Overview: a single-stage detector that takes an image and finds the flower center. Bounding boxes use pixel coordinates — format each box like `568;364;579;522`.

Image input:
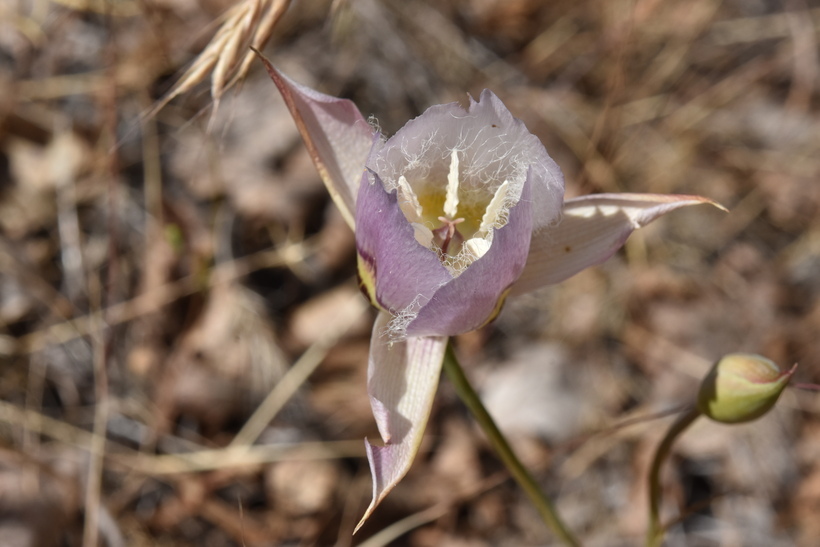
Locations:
396;149;511;274
432;216;465;255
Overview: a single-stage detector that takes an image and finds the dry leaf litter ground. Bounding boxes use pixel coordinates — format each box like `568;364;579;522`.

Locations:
1;0;819;545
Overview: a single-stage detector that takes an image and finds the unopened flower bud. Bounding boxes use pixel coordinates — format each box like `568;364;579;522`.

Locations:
697;354;795;424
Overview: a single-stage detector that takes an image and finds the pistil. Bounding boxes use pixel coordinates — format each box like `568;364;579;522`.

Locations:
433;216;465;255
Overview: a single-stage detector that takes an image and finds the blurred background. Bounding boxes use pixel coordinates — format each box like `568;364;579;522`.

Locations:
1;0;819;545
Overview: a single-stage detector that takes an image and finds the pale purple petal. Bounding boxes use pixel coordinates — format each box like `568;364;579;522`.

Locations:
356;170;453;312
259;55;374;228
406;177;533;337
356;312;448;533
369;90;563;230
511;193;726;295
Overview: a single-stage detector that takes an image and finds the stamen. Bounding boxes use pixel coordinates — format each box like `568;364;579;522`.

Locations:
479;179;510;233
443;149;460;218
411;223;434;248
397;175;423;221
465;237;491;259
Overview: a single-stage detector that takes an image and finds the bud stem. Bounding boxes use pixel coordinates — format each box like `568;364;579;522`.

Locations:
442;342;580;547
646;406;702;547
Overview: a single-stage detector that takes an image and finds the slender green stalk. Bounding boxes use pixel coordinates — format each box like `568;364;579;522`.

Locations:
646;406;702;547
442;342;580;547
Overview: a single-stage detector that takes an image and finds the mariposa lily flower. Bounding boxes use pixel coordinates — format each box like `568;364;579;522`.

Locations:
258;55;721;531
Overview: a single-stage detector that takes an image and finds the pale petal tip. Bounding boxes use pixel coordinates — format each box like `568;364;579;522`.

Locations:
705;197;729;213
251;47;282;90
354;438;391;534
668;193;729;213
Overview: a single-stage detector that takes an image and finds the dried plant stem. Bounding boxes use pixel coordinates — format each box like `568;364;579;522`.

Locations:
83;306;108;547
442;343;580;547
646;406;702;547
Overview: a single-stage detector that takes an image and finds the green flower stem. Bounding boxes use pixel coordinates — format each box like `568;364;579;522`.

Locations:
646;406;702;547
442;342;580;547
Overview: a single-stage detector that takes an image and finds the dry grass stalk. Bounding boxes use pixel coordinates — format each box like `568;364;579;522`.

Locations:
146;0;292;123
0;396;363;475
119;441;364;475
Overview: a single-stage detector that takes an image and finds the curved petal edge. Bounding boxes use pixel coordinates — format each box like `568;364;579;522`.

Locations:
257;52;374;228
356;313;448;533
512;193;726;295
